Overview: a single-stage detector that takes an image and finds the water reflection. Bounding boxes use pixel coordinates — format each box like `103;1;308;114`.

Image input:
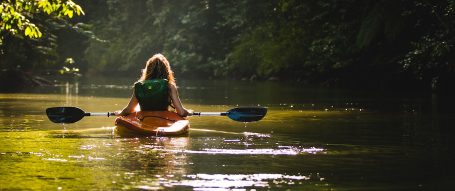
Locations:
160;147;324;155
113;137;190;189
1;79;455;190
172;173;318;190
112;135;327;190
155;133;325;155
62;82;79;106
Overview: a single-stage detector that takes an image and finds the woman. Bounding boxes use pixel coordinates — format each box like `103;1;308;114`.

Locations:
115;53;191;116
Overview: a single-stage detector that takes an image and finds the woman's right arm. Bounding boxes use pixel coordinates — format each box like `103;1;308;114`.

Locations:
114;92;138;116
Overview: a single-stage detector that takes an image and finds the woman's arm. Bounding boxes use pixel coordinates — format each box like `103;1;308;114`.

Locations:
169;83;191;116
114;92;138;116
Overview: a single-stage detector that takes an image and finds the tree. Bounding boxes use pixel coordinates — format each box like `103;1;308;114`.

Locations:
1;0;84;74
0;0;85;89
0;0;84;42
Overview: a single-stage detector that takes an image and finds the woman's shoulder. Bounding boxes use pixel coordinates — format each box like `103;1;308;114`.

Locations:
134;79;173;90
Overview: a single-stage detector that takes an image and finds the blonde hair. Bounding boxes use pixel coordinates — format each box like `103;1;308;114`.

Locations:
140;53;176;86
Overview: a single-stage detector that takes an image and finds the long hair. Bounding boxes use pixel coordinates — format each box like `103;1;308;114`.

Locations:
139;53;176;86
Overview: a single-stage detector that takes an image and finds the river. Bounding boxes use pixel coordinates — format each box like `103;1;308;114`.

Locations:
0;78;454;190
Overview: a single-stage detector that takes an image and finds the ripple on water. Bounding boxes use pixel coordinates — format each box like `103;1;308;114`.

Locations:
128;173;322;190
133;134;325;156
170;173;319;190
154;146;324;155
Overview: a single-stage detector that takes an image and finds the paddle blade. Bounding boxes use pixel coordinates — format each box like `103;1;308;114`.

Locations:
46;107;85;123
227;107;267;122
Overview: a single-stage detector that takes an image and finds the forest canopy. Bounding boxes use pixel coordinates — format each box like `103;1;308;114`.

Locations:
1;0;454;91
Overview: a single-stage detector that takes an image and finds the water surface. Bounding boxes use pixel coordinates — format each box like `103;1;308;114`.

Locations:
1;80;454;190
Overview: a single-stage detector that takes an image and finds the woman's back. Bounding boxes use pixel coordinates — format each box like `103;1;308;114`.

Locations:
115;53;190;117
134;79;170;111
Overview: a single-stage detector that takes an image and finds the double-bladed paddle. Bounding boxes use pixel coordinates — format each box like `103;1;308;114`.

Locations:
46;106;267;124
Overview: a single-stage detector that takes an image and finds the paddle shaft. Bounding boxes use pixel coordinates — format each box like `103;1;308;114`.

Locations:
85;112;116;117
87;112;227;117
192;112;228;116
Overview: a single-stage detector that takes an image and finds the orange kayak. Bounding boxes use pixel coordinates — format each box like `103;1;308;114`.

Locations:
115;111;189;137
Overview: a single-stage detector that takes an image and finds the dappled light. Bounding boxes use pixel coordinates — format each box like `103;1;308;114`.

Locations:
1;0;455;190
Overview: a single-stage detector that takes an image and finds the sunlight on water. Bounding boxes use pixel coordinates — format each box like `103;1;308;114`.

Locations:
155;147;324;155
127;173;324;190
133;132;325;156
43;158;68;162
170;173;315;190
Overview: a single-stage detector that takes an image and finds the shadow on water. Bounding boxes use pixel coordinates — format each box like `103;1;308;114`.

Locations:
1;79;455;190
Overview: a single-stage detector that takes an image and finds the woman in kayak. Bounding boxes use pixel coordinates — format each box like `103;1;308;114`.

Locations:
115;53;191;116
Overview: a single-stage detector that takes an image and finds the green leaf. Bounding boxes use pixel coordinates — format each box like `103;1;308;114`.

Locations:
9;7;15;14
75;5;84;15
37;0;46;8
35;28;42;38
67;10;73;18
25;27;31;36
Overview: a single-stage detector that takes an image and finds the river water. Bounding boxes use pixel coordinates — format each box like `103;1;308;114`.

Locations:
0;78;454;190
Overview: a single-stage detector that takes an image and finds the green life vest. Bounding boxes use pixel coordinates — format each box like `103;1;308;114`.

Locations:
134;79;170;111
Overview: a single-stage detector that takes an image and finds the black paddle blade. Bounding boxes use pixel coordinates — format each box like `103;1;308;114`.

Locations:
227;107;268;122
46;107;86;123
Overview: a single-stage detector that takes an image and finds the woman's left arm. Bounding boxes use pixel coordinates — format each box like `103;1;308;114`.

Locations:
169;84;191;116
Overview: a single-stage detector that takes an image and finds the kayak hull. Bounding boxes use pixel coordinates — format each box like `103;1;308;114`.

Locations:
115;111;189;137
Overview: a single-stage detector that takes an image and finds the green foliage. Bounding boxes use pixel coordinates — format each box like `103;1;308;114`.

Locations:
398;1;455;82
58;57;81;76
228;0;358;81
0;0;85;74
0;0;84;40
2;0;454;90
